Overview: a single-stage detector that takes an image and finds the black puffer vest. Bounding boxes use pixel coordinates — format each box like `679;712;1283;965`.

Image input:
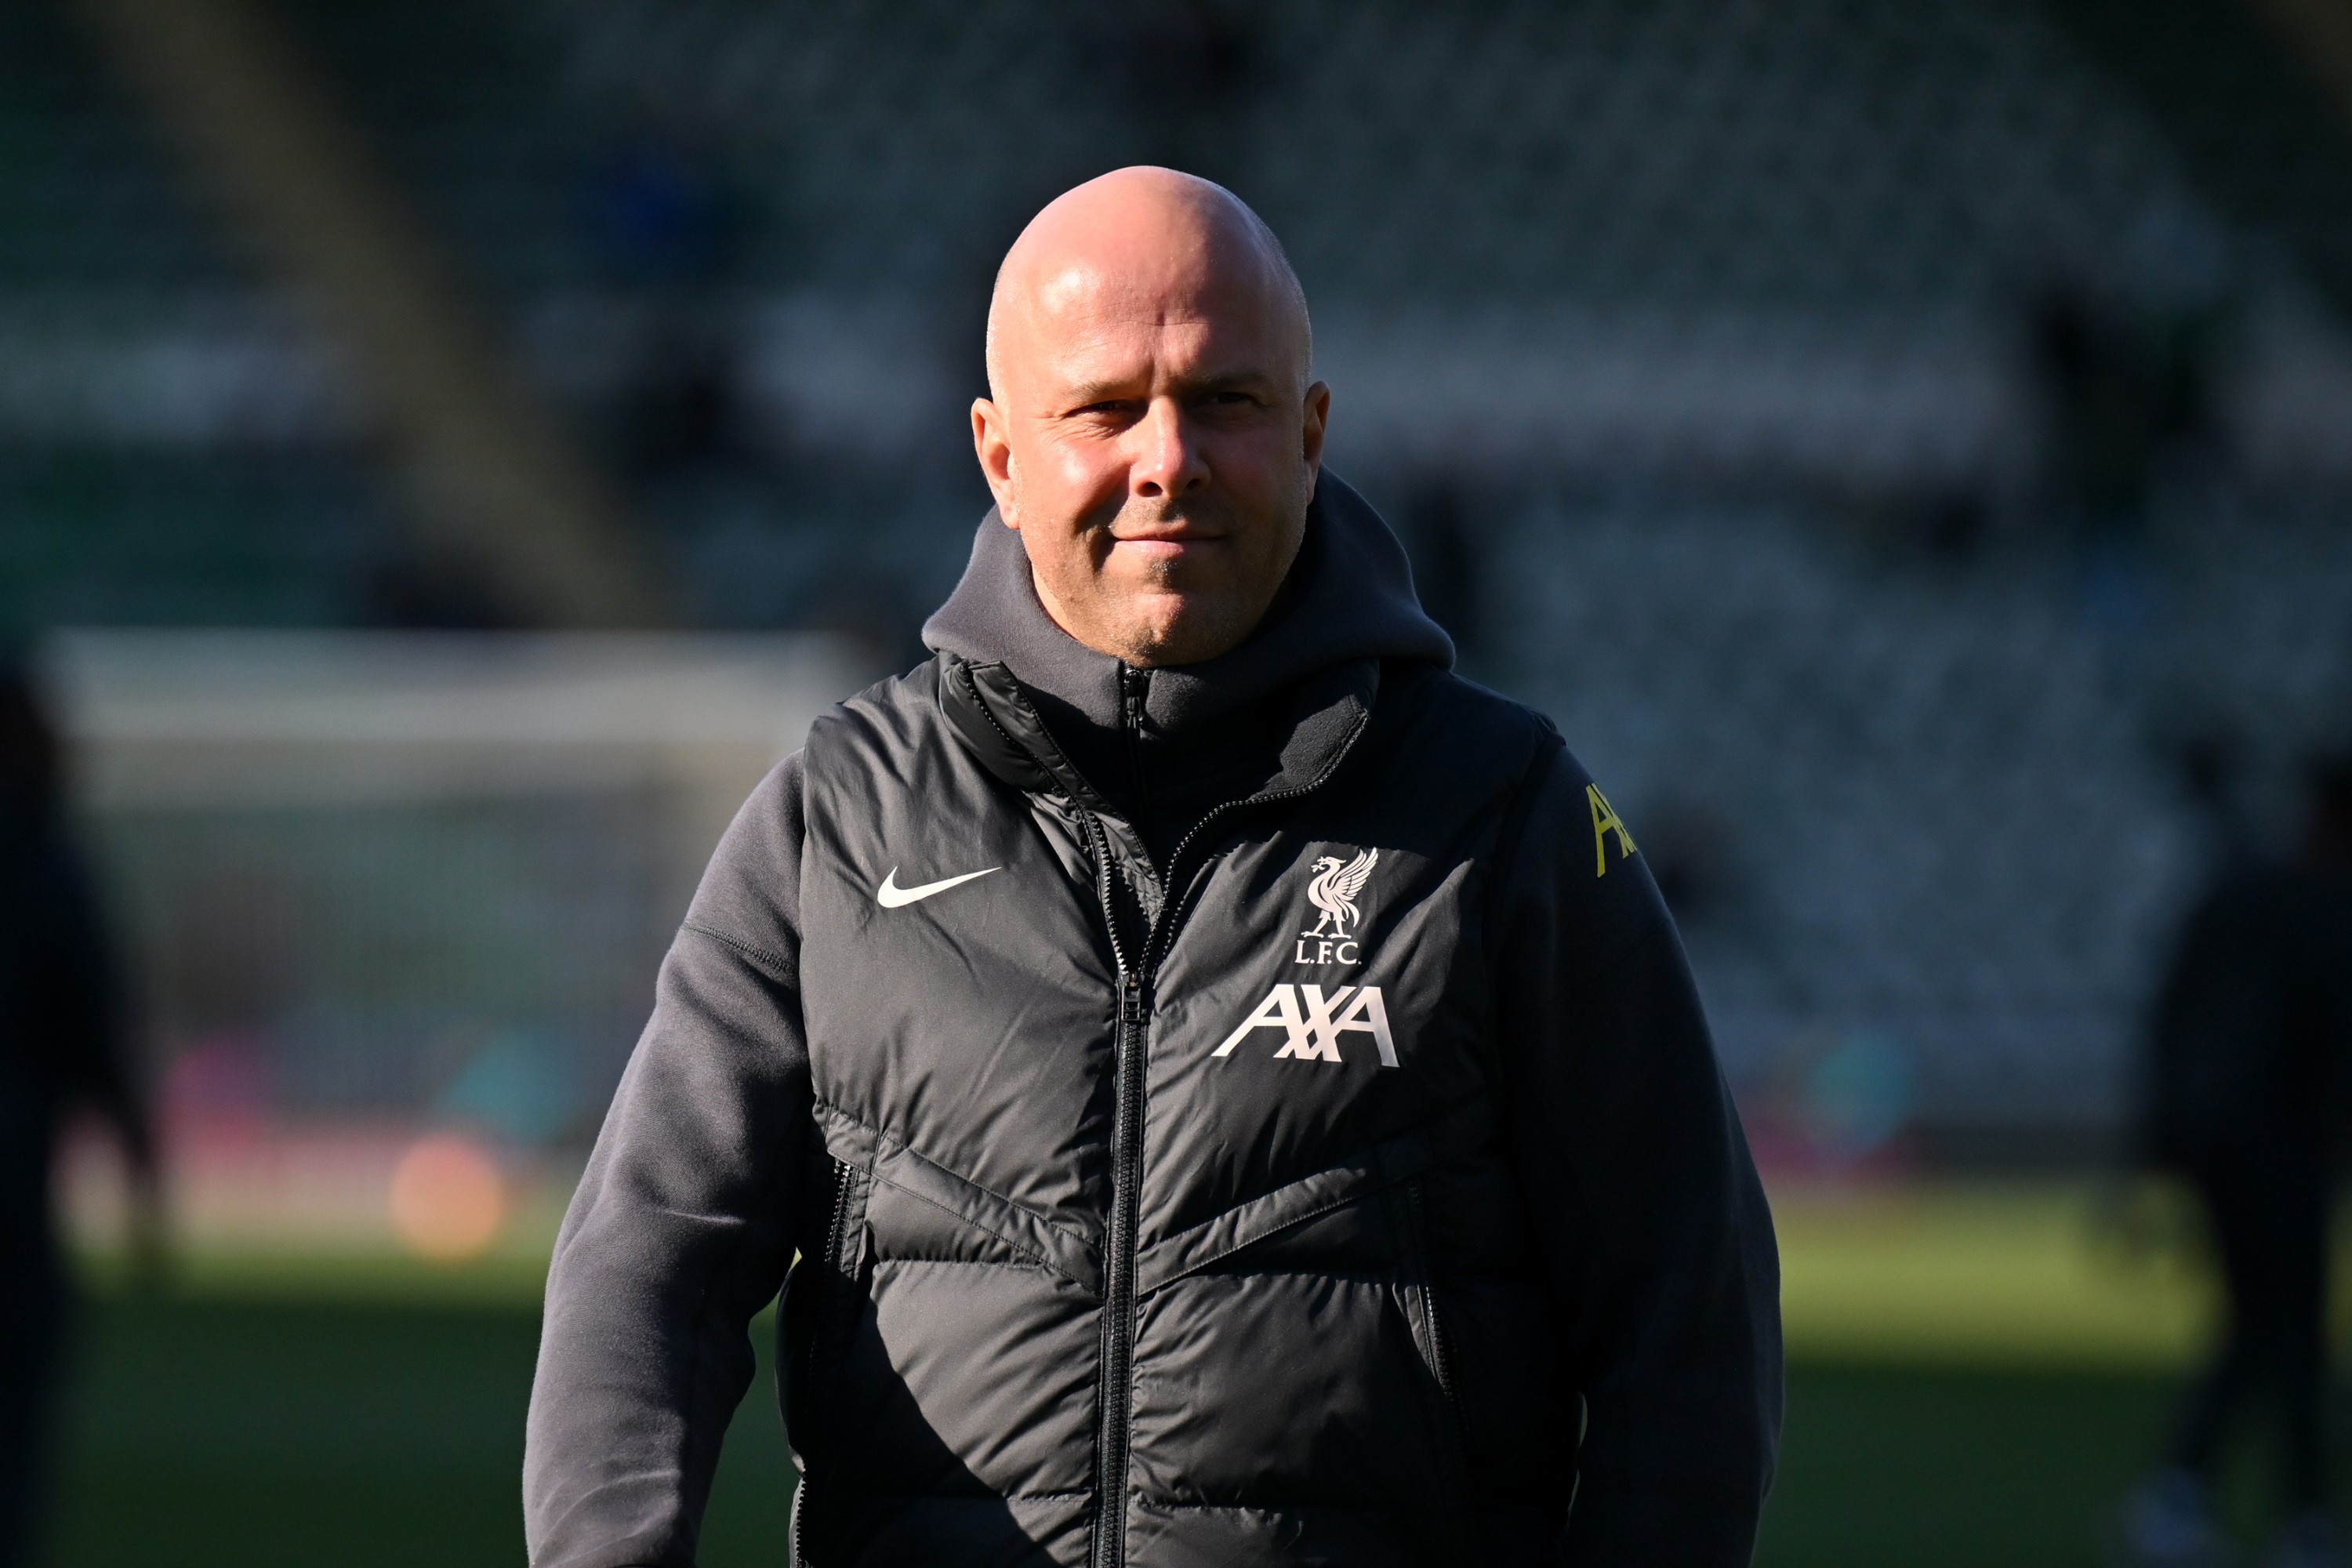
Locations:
785;647;1572;1567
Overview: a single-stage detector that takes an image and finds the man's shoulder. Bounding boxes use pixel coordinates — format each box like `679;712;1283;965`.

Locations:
1372;662;1563;789
1407;663;1555;731
1372;667;1657;902
804;657;954;760
822;656;947;727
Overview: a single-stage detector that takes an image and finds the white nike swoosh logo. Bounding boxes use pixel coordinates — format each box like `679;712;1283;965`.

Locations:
876;866;1000;908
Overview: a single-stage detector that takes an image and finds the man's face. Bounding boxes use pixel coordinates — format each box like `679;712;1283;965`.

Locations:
972;216;1330;668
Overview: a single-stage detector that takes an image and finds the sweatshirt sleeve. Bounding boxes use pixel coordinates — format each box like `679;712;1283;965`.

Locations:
1488;740;1783;1566
525;753;814;1568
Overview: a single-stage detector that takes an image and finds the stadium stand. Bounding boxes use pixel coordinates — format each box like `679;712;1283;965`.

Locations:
8;0;2352;1145
0;0;391;629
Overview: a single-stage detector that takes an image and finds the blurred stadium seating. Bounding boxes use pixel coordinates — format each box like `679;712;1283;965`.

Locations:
9;0;2352;1164
16;2;2352;1563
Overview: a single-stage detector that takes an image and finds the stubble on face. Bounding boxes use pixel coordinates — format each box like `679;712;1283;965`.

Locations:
974;168;1324;668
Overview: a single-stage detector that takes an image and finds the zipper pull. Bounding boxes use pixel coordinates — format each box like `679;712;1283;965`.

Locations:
1120;974;1149;1026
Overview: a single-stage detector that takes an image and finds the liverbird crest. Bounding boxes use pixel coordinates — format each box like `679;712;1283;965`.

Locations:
1302;848;1379;940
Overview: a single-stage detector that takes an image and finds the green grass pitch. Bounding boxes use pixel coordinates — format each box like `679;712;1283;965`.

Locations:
36;1181;2328;1566
36;1290;2186;1568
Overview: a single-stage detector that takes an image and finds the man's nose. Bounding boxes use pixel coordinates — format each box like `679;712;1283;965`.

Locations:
1127;398;1210;500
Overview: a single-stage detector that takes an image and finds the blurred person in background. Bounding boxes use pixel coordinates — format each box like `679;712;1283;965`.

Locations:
0;659;159;1568
526;168;1780;1568
2115;753;2352;1568
2031;223;2226;680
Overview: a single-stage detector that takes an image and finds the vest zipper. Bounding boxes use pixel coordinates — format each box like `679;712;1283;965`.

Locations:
1091;966;1149;1568
1078;808;1142;1568
1076;718;1373;1568
1119;664;1152;840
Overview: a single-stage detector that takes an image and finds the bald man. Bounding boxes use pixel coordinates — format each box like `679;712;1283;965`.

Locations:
525;169;1780;1568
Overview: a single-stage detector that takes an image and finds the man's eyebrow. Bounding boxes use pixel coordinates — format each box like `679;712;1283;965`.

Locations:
1060;380;1142;407
1058;369;1279;407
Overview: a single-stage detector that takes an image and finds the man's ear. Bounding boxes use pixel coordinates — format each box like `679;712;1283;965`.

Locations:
1301;381;1331;481
971;397;1020;525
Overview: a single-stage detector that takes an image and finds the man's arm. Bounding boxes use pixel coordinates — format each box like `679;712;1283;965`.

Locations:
526;754;814;1568
2136;876;2275;1172
34;827;163;1270
1488;741;1782;1565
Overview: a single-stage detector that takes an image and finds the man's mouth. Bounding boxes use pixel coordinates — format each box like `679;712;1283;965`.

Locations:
1108;506;1230;546
1114;535;1221;563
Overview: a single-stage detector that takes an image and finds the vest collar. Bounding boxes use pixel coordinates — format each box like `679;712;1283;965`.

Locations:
920;472;1453;750
938;652;1381;820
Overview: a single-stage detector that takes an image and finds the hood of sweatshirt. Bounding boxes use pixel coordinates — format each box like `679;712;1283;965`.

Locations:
921;471;1453;738
922;474;1453;854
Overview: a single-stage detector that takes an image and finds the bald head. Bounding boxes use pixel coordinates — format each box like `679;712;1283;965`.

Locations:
986;168;1312;405
972;168;1329;668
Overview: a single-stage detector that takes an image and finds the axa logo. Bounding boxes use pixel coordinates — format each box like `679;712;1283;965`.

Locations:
1212;982;1399;1068
1295;847;1377;966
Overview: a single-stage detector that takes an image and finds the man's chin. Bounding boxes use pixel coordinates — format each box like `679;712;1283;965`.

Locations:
1118;593;1259;668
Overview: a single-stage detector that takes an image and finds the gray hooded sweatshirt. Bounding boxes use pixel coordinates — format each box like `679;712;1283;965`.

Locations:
525;476;1780;1568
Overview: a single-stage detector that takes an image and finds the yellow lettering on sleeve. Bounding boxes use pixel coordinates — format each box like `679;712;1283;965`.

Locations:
1587;783;1637;877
